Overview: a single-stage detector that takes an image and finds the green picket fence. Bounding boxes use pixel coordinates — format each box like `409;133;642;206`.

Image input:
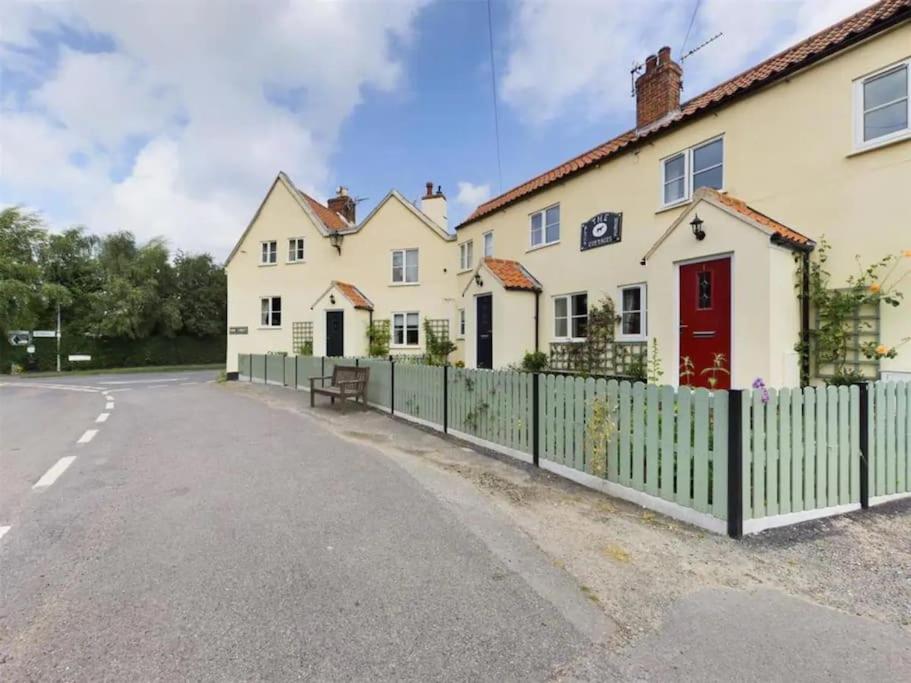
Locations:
394;363;445;427
448;368;534;456
870;381;911;499
742;385;861;522
539;378;728;520
238;353;911;535
358;358;392;410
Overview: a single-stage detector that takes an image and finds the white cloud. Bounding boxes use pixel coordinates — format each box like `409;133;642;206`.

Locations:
0;0;429;257
455;181;491;208
500;0;872;126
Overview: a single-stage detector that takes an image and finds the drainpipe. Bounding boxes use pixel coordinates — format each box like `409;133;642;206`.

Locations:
534;290;540;353
801;249;811;387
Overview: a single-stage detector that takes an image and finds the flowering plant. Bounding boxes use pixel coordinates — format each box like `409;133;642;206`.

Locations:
752;377;770;404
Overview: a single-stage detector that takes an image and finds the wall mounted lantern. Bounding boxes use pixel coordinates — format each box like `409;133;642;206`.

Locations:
474;273;484;288
329;294;336;305
690;214;706;241
329;232;344;254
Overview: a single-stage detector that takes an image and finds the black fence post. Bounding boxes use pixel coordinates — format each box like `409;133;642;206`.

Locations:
858;382;870;509
264;355;268;385
248;355;253;382
321;356;325;380
532;373;540;467
295;355;299;390
727;389;744;539
390;355;396;415
443;364;449;434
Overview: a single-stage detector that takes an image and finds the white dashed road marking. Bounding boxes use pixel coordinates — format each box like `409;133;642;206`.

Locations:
77;429;98;444
0;526;10;541
33;456;77;489
102;378;181;385
96;412;110;423
106;401;114;410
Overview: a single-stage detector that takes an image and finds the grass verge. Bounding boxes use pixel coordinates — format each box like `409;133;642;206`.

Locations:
16;363;224;378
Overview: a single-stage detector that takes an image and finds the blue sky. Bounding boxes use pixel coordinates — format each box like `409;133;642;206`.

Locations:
1;0;870;258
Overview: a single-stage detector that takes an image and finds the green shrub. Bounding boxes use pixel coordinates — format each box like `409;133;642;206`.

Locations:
521;350;548;372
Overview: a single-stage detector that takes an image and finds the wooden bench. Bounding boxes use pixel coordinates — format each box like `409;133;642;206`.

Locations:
309;365;370;409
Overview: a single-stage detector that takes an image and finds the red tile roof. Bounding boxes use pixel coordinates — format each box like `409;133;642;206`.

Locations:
704;189;813;247
299;190;348;231
483;257;542;291
334;281;373;309
459;0;911;227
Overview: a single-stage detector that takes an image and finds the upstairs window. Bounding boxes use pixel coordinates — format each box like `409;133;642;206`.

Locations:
531;205;560;248
288;238;304;263
856;61;909;148
392;248;419;284
618;284;646;341
261;240;277;264
459;240;474;271
260;296;281;327
483;231;494;257
393;312;419;346
554;293;587;340
661;137;724;206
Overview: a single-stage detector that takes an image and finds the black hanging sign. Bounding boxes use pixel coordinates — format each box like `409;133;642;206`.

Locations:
580;212;622;251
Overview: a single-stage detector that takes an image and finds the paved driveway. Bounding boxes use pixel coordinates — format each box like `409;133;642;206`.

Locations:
0;373;612;680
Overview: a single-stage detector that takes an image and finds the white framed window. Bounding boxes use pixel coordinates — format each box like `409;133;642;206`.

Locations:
618;284;646;341
459;240;474;271
660;136;724;207
854;60;909;149
288;237;304;263
392;248;419;284
530;204;560;248
554;292;587;340
260;240;277;264
260;296;281;327
483;231;494;257
458;309;466;338
392;312;420;346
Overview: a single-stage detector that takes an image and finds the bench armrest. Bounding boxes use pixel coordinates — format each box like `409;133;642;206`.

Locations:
309;375;333;388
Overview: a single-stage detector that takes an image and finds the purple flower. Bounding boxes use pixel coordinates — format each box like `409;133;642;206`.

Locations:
752;377;770;405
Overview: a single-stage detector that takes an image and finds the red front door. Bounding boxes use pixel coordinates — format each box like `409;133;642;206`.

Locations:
679;257;731;389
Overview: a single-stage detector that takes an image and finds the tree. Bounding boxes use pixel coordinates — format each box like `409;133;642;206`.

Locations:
0;207;48;334
173;251;227;337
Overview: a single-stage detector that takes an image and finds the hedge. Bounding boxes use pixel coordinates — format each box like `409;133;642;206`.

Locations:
1;335;226;373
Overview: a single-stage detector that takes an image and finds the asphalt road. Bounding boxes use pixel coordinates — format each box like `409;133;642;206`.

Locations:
0;371;612;680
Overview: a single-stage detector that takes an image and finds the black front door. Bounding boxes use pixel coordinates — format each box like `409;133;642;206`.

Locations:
326;311;344;357
476;295;493;369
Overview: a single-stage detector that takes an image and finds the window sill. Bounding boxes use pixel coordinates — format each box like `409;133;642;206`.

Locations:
552;338;586;344
389;282;420;287
617;335;647;343
526;240;560;254
458;268;473;274
258;262;278;267
390;345;421;349
655;198;691;214
285;260;306;265
258;327;282;330
847;131;911;157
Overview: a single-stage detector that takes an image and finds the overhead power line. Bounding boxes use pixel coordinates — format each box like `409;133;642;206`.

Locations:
486;0;503;194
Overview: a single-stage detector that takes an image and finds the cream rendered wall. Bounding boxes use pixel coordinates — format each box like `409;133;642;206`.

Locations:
462;272;537;369
311;285;370;358
645;202;802;388
226;180;458;372
226;180;343;371
456;22;911;376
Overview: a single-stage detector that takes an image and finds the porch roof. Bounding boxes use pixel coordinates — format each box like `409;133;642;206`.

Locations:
311;281;374;310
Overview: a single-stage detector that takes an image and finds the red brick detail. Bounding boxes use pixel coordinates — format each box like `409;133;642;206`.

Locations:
327;194;356;225
635;46;682;130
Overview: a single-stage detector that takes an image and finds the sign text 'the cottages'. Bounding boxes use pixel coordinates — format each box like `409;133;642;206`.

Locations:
580;212;622;251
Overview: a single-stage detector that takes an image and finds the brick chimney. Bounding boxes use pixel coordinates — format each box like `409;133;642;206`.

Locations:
420;181;447;230
635;46;682;131
327;186;356;224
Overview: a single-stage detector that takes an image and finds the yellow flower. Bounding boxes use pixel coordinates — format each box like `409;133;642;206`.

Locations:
869;282;881;293
876;344;890;356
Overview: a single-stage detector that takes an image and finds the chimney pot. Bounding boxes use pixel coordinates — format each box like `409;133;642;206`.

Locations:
645;54;658;73
424;181;434;198
658;46;671;63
